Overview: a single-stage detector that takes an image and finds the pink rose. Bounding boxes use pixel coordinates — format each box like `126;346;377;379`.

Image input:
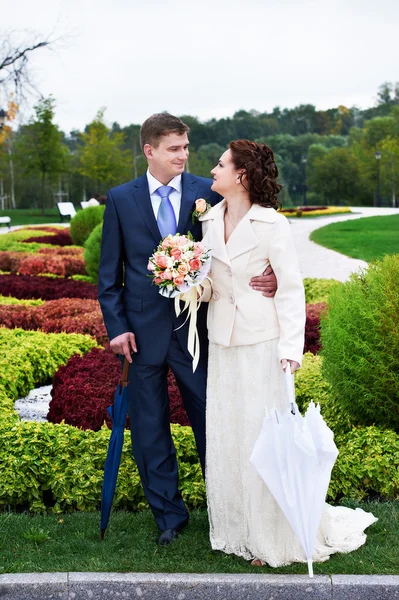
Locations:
154;276;163;285
162;270;173;280
155;255;168;269
147;261;155;271
189;258;201;271
177;236;188;247
178;263;189;275
195;198;207;213
174;275;184;286
170;247;182;260
193;242;204;257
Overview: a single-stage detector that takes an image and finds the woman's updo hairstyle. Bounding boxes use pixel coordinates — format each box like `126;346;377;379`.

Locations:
229;140;282;209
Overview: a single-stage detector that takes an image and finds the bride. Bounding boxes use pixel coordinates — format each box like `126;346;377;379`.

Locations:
199;139;376;567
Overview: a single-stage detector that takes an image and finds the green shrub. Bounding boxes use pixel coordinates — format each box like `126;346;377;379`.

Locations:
84;222;103;282
0;295;44;306
303;278;341;304
0;328;98;410
70;206;105;246
321;254;399;431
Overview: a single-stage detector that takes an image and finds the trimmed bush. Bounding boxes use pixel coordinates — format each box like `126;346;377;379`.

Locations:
22;230;73;246
0;328;98;413
84;222;103;282
0;298;107;344
321;254;399;431
0;274;97;300
303;278;341;304
70;205;105;246
0;248;86;277
48;347;189;430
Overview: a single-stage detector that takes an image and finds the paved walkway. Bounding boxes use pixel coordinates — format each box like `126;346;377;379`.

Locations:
289;206;399;281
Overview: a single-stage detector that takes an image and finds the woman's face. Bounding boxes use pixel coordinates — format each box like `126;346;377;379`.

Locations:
210;150;240;195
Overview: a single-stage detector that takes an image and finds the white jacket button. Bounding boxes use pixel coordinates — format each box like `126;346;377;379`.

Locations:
213;291;220;301
229;294;235;304
227;267;232;276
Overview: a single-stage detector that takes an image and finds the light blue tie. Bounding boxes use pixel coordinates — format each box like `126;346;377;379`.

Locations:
156;185;177;237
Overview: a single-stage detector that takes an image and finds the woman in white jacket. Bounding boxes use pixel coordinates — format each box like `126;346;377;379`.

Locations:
200;140;375;567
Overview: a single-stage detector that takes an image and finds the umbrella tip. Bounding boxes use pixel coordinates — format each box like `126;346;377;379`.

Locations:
307;559;314;578
100;529;106;541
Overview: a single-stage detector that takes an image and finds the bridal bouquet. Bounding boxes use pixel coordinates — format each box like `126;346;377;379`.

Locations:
148;233;211;371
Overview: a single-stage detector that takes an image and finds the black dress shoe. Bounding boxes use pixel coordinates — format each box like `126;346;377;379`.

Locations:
156;528;179;546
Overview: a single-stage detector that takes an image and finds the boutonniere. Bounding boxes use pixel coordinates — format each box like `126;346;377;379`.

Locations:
191;198;211;224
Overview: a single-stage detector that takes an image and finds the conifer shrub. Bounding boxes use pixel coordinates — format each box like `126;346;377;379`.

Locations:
84;222;103;282
321;254;399;431
70;205;105;246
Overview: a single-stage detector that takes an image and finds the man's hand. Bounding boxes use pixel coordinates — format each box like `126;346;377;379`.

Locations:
250;265;277;297
110;332;137;363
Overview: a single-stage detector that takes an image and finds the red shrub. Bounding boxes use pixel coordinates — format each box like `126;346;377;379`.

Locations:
22;231;73;246
0;251;22;272
48;348;188;430
0;274;97;300
38;247;83;257
18;255;52;276
0;298;107;344
304;302;327;354
0;247;85;277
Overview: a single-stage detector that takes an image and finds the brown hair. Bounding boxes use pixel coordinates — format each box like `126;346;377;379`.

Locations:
229;140;282;209
140;113;190;150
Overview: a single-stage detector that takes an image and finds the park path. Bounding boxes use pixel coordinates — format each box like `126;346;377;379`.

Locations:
288;206;399;281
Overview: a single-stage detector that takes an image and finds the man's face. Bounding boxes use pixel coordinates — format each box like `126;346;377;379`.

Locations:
144;132;189;182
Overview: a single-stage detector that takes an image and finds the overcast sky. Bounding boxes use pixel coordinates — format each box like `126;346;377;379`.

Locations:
3;0;399;134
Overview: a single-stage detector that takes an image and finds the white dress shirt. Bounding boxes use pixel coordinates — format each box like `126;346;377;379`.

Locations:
146;170;182;224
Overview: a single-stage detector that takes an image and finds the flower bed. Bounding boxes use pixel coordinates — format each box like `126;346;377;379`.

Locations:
281;206;351;218
0;298;107;344
22;230;73;246
48;347;189;430
0;274;97;300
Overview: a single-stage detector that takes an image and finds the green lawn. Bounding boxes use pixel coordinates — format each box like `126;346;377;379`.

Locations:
0;209;74;227
310;214;399;262
0;502;396;575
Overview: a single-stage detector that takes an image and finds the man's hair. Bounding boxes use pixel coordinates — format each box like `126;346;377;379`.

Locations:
140;113;190;150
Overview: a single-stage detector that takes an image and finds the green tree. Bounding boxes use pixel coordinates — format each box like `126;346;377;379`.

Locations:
380;137;399;206
78;110;131;193
15;97;68;215
308;148;360;205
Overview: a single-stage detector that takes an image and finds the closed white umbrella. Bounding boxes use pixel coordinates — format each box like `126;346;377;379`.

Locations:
250;367;339;577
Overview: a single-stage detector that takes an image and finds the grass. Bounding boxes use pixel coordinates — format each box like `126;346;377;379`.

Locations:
0;502;397;575
0;209;71;227
310;214;399;262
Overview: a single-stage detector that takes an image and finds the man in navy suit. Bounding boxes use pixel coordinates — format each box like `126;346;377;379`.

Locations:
98;113;277;545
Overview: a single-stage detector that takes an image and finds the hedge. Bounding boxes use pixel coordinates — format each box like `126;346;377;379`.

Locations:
0;298;107;344
70;205;105;246
321;254;399;431
0;274;97;300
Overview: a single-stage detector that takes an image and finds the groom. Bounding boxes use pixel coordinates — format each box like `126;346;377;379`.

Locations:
98;113;277;545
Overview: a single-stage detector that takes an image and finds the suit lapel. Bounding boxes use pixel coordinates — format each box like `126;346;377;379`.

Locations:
177;172;197;233
131;174;161;244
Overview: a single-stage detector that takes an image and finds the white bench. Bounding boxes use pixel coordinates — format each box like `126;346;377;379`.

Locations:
81;199;100;209
0;216;11;229
57;202;76;222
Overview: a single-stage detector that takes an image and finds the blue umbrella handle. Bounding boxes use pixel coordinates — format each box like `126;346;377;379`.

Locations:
120;357;130;388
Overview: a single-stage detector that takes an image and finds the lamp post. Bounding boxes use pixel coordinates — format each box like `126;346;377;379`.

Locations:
375;151;381;207
0;109;7;129
301;155;307;206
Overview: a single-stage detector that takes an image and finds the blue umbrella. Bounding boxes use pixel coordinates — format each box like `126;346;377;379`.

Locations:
100;358;130;540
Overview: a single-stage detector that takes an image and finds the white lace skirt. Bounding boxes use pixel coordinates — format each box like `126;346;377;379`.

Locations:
205;339;377;567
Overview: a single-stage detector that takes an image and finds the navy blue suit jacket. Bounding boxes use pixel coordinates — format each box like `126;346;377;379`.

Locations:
98;172;222;365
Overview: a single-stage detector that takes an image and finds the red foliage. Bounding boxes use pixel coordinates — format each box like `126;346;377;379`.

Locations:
304;302;327;354
0;274;97;300
0;247;85;277
283;206;328;214
22;230;73;246
48;347;189;430
0;298;107;343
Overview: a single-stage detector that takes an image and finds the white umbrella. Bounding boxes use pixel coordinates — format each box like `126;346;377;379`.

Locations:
250;367;339;577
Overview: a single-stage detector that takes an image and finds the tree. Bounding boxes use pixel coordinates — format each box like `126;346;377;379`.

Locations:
380;137;399;206
78;110;131;193
308;148;360;205
0;100;18;209
0;32;51;101
15;97;68;215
